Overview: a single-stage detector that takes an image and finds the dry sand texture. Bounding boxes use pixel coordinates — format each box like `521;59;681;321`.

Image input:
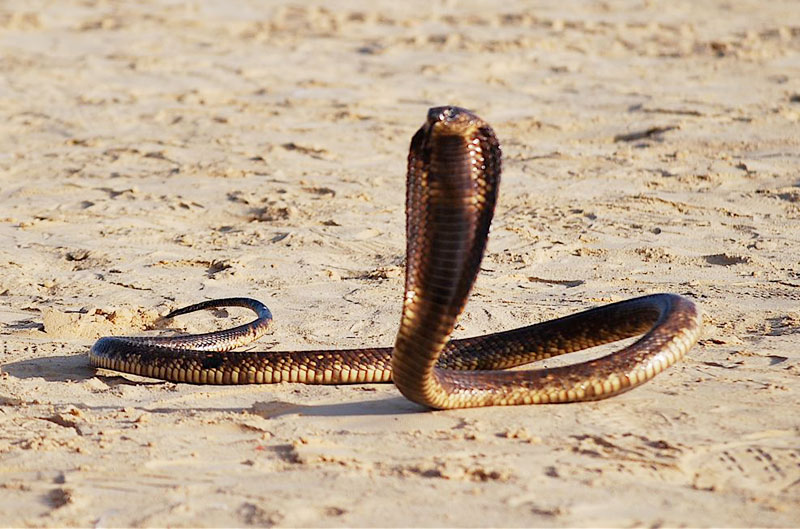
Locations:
1;0;800;526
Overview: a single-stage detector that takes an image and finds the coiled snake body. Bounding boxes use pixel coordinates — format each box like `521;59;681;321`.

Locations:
90;106;702;409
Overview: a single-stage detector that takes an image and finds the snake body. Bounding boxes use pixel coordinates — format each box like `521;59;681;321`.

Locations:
90;106;702;409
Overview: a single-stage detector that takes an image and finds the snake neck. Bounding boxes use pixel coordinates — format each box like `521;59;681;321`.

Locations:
392;107;501;408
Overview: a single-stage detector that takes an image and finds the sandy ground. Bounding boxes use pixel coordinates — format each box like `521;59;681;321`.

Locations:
1;0;799;526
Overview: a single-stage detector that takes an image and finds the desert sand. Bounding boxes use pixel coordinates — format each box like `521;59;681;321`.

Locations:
1;0;799;526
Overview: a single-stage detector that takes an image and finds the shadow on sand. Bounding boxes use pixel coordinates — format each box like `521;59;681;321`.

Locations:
1;354;426;416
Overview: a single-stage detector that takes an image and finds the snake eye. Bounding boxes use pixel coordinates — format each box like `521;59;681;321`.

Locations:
428;105;464;124
427;106;448;123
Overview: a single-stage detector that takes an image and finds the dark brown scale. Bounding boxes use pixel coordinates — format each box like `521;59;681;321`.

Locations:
89;106;702;409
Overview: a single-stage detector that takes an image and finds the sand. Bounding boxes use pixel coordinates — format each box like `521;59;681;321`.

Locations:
1;0;799;526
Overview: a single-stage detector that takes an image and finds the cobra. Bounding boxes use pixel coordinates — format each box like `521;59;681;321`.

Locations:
90;106;702;409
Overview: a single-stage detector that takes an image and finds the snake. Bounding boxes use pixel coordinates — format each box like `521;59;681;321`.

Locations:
90;106;703;409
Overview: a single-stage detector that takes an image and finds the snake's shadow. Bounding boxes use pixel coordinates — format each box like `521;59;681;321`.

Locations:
245;396;423;418
1;353;126;384
2;354;427;415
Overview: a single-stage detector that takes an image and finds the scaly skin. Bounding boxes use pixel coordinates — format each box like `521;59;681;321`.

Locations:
89;106;703;409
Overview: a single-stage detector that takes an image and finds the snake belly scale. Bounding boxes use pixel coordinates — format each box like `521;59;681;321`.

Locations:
89;106;703;409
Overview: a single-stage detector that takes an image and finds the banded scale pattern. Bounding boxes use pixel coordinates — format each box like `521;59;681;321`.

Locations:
89;106;702;409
